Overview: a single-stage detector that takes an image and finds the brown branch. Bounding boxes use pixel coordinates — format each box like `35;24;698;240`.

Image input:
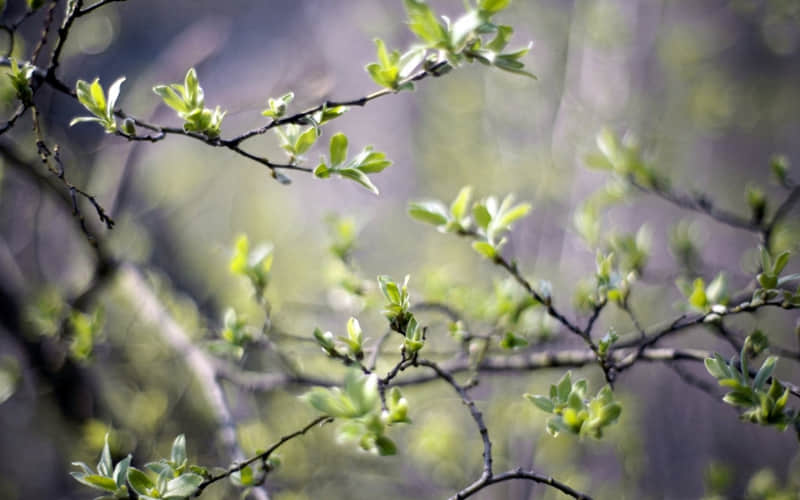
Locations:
31;0;57;64
46;0;83;77
627;176;758;232
451;467;593;500
0;103;29;135
415;358;494;492
77;0;128;17
0;56;448;186
763;184;800;249
215;347;713;392
223;61;449;146
29;106;114;245
193;415;333;497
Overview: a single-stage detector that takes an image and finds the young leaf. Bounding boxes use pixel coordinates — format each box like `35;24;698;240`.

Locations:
294;127;318;155
164;473;204;497
330;133;348;166
338;168;379;195
479;0;511;14
753;356;778;392
408;201;449;226
450;186;473;221
171;434;187;466
404;0;446;46
472;241;496;259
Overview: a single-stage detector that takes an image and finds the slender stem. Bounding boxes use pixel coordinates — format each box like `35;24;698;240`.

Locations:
627;176;758;232
194;416;333;496
451;467;593;500
416;359;493;485
77;0;128;17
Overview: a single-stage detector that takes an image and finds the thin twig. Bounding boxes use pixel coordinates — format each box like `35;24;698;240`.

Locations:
627;176;757;232
77;0;127;17
193;415;333;496
451;467;593;500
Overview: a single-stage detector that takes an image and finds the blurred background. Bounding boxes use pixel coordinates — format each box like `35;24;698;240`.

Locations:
1;0;800;498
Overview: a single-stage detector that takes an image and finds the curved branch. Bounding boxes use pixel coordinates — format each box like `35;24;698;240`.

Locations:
627;176;758;232
451;467;593;500
193;415;333;497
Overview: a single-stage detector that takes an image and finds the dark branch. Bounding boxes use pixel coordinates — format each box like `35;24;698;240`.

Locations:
194;416;333;496
451;467;593;500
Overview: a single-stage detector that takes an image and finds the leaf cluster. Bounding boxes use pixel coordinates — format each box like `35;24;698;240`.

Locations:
302;371;407;456
7;58;34;104
313;133;392;195
229;234;274;298
71;77;126;133
153;68;225;138
525;371;622;438
312;317;365;361
366;0;534;91
207;308;258;360
705;339;796;431
408;186;532;260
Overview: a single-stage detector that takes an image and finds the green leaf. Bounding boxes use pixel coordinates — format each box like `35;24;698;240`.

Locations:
773;250;791;275
338;168;379;195
487;25;513;52
771;155;789;184
688;278;707;310
314;163;330;178
316;104;347;124
145;462;172;477
723;392;757;407
153;85;190;114
499;331;528;349
127;467;155;496
72;474;118;492
472;203;492;230
374;435;397;456
375;38;394;69
546;417;571;437
472;241;496;259
69;116;104;127
408;201;449;226
89;79;106;114
329;133;348;166
496;201;532;230
313;328;335;352
556;372;572;401
171;435;187;466
753;356;778;392
294;127;318;155
760;246;773;275
366;63;392;89
344;371;379;416
705;273;728;305
378;276;402;304
106;76;126;116
704;356;727;380
450;186;473;221
398;47;427;77
164;473;203;497
354;151;391;173
98;434;113;477
346;316;363;353
404;0;446;45
525;394;554;413
230;464;254;487
113;455;131;489
450;10;485;49
304;389;351;418
479;0;511;14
